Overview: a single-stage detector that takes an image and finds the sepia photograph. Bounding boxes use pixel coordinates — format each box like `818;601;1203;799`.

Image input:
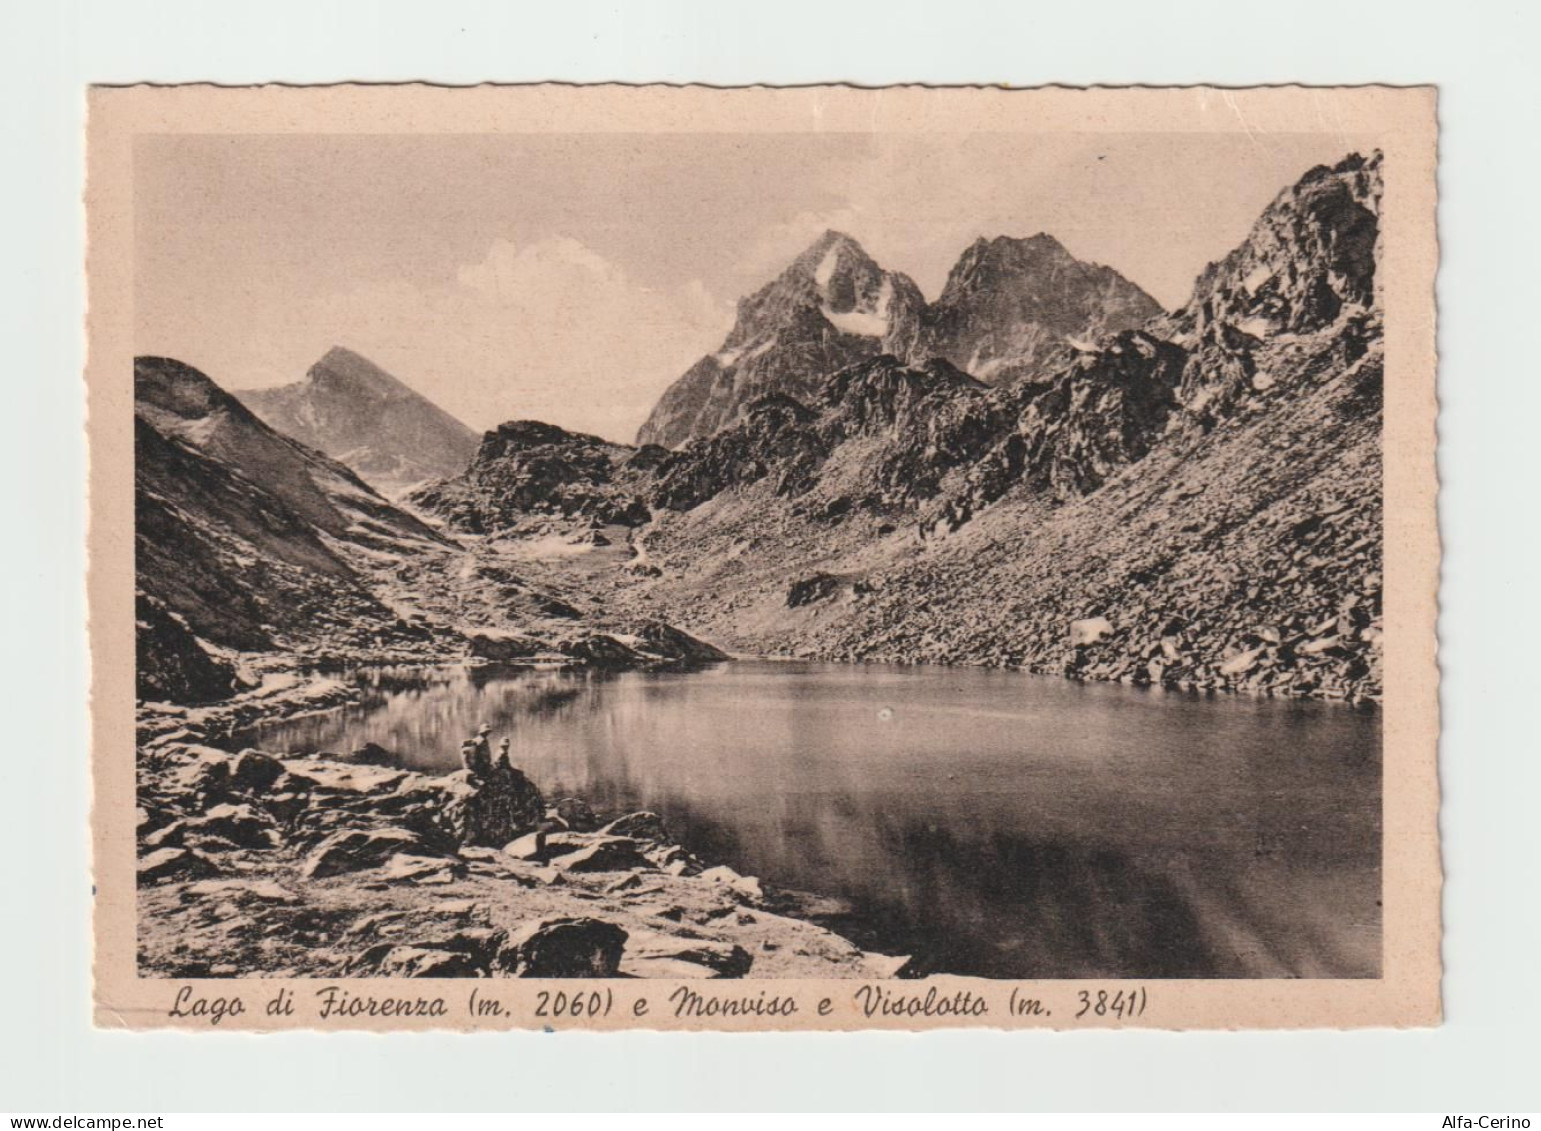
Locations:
86;84;1440;1031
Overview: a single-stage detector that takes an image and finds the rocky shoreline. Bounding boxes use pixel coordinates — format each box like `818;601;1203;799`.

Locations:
136;689;904;981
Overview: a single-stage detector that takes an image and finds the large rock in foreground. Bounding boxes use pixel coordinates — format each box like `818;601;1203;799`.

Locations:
135;594;237;705
300;827;439;879
494;917;628;978
436;766;547;848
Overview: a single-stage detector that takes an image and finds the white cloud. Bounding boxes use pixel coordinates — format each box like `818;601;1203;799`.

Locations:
312;237;733;442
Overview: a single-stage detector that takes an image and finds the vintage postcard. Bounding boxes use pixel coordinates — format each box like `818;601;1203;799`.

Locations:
87;84;1440;1031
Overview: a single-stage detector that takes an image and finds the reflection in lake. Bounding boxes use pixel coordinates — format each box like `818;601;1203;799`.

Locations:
240;661;1381;979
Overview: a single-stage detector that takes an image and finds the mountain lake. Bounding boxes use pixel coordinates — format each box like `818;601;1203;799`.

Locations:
238;660;1382;980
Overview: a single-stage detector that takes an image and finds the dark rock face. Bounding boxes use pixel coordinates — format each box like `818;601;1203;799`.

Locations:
236;346;480;497
816;356;1003;506
135;594;237;705
650;394;830;511
437;765;547;848
1164;152;1382;343
919;233;1163;384
787;573;842;608
1005;329;1189;500
493;916;629;977
408;419;652;533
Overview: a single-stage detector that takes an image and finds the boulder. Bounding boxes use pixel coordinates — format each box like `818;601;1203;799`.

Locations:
185;803;278;850
138;847;220;886
142;819;187;850
228;750;286;792
348;944;485;978
494;917;628;977
1070;617;1114;646
378;853;468;885
555;838;654;873
699;865;765;903
282;760;408;795
502;831;547;861
300;827;438;879
343;742;396;767
553;797;599;831
620;935;754;979
598;811;669;842
169;747;235;794
439;765;546;847
1219;647;1266;677
183;878;297;903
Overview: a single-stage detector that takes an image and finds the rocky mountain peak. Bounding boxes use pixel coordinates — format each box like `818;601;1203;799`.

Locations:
236;346;479;497
948;232;1072;279
411;418;651;531
1165;151;1382;343
135;354;245;425
636;232;928;449
304;346;417;401
791;228;869;269
920;232;1164;385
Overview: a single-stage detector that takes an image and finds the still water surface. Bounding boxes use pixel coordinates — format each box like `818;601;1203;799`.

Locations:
242;661;1381;979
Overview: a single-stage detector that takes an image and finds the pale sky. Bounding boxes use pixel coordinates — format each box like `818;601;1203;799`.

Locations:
134;132;1370;443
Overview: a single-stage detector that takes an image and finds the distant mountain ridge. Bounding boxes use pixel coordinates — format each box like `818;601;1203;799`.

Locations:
237;346;479;496
636;229;1160;448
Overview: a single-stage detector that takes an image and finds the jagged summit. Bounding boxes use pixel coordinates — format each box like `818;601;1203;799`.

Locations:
237;346;479;497
638;225;1164;449
919;232;1164;384
636;231;927;449
1163;150;1382;344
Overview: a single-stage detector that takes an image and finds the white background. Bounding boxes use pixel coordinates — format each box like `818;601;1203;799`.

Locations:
1;0;1537;1113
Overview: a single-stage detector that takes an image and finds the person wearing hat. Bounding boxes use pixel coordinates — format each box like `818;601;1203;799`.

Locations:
496;736;512;772
469;724;494;778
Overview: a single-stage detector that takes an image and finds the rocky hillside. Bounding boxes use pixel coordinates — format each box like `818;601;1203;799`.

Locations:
135;356;454;675
637;228;1161;449
136;357;727;706
631;152;1386;702
237;346;479;496
136;726;896;980
407;420;663;533
416;152;1386;704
